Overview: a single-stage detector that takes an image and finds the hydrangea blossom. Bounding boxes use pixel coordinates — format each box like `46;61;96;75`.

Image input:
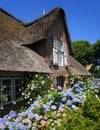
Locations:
28;113;36;119
9;111;17;118
51;105;57;110
61;97;67;102
57;86;62;91
66;100;72;106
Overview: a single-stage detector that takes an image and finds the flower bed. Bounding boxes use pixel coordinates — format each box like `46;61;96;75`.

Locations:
0;78;100;130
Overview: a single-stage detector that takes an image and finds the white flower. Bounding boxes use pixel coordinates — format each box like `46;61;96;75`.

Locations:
41;80;45;85
35;74;38;77
28;92;30;95
19;88;21;91
95;95;100;102
0;106;4;110
22;92;24;95
12;101;16;104
27;101;30;104
27;84;30;88
30;98;32;101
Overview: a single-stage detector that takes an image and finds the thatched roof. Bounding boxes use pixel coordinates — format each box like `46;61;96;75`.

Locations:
0;7;90;75
0;8;23;43
0;7;72;73
69;56;91;76
0;41;51;73
0;7;72;54
21;7;72;54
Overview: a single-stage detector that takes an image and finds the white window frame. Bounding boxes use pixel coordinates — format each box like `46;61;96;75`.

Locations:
53;36;68;66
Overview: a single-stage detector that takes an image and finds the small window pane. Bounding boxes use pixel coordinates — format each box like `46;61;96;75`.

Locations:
1;79;12;104
14;78;22;100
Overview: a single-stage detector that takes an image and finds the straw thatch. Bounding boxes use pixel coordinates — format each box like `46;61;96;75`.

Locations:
0;7;72;54
21;7;72;52
69;56;91;75
0;7;90;75
0;41;51;73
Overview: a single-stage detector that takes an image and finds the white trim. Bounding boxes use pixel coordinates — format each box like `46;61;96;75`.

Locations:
53;36;68;66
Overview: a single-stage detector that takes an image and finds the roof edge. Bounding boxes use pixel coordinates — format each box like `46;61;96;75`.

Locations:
23;7;65;26
0;8;23;23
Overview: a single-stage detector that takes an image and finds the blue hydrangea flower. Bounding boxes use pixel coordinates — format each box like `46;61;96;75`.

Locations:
72;97;81;104
49;100;54;104
46;102;51;106
18;111;28;117
75;88;81;93
57;86;62;91
61;97;67;102
9;122;16;128
9;111;17;118
71;105;77;110
58;103;64;108
80;81;84;85
44;108;50;113
73;83;79;88
15;116;22;123
0;122;6;129
66;100;72;106
28;113;36;119
47;94;52;99
0;117;7;124
64;90;74;98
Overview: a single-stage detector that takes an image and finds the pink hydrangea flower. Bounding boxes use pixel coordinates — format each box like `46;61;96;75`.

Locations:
51;105;57;110
44;116;48;120
40;120;46;126
58;107;65;112
35;115;43;121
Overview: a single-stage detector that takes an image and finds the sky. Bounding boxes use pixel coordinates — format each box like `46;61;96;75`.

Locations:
0;0;100;44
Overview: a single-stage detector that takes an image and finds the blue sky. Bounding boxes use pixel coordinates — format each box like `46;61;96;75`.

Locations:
0;0;100;44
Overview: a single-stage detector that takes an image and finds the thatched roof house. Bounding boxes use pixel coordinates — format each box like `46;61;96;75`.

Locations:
0;41;51;73
0;7;91;107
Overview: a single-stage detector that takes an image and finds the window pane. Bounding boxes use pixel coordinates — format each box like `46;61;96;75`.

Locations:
1;79;12;104
58;52;64;66
53;48;58;64
14;78;22;100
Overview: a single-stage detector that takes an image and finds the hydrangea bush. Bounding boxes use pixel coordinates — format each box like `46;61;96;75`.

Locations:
20;74;53;106
0;77;100;130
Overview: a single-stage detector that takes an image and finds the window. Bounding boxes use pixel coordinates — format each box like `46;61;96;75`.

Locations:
0;77;22;105
14;78;22;100
53;36;68;66
57;76;65;88
1;78;13;105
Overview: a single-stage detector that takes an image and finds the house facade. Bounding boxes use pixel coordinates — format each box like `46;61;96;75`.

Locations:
0;7;91;108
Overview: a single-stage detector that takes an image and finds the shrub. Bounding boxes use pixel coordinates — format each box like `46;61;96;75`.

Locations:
21;74;52;106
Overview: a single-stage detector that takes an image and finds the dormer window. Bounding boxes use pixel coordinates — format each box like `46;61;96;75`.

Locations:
53;36;68;67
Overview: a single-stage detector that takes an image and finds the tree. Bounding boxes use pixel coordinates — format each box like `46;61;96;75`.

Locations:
72;41;94;66
93;40;100;65
92;40;100;77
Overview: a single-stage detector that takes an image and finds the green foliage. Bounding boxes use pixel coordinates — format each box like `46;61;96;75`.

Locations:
72;40;100;77
0;94;8;102
67;73;90;88
72;40;94;66
93;40;100;59
21;74;52;106
83;92;100;121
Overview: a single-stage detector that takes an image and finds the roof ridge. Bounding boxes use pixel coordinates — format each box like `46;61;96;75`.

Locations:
0;7;64;26
23;7;64;26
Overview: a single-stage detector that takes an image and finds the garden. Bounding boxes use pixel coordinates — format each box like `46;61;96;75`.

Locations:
0;74;100;130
